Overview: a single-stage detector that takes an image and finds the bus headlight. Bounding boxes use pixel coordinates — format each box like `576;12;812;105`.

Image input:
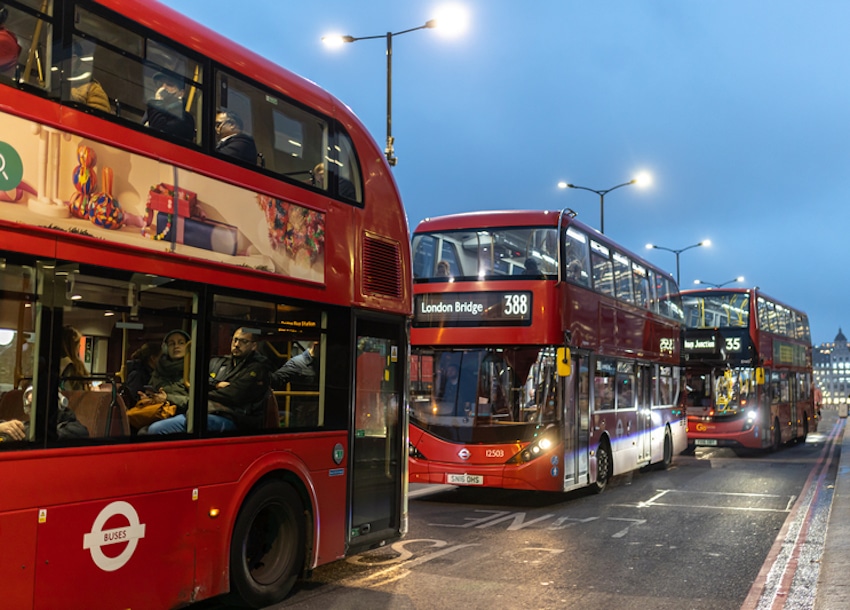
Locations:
508;434;556;464
742;409;758;431
408;442;426;460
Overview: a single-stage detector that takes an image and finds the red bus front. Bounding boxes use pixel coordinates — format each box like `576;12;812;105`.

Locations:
682;290;817;453
408;210;687;493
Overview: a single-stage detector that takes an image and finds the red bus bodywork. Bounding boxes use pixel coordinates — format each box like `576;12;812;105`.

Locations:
0;1;410;607
681;288;817;453
408;210;687;493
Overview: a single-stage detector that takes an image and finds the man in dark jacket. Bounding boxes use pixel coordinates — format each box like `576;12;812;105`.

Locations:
271;341;319;427
215;110;257;164
148;327;270;434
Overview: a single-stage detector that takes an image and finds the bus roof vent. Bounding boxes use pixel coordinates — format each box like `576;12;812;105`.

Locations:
363;234;402;299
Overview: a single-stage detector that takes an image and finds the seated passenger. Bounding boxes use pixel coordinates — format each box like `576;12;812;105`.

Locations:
60;325;90;391
148;327;270;434
312;162;356;199
436;260;451;277
142;71;195;141
270;341;319;427
215;110;257;164
123;341;162;401
128;330;188;431
0;418;25;442
68;41;112;113
1;389;88;442
522;258;541;276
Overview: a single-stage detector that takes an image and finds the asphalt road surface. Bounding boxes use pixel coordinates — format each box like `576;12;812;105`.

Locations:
197;414;839;610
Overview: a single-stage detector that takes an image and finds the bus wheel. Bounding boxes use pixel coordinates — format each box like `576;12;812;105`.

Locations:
592;440;612;494
658;427;674;470
229;479;306;607
771;418;782;452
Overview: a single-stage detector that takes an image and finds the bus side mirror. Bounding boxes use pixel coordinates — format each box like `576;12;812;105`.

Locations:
755;367;765;385
556;347;571;377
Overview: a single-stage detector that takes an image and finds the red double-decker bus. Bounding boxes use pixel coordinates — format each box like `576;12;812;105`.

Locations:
408;209;687;493
681;288;817;453
0;1;410;607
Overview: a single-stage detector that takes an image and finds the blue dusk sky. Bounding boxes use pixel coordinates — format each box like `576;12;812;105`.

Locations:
161;0;849;345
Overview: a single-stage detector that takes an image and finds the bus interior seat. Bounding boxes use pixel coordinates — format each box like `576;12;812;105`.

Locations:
0;389;27;422
63;390;130;437
265;391;280;429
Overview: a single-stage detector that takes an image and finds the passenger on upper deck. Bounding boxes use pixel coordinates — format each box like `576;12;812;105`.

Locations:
215;109;257;164
436;260;451;277
143;71;195;141
312;162;356;200
69;40;112;113
522;258;541;277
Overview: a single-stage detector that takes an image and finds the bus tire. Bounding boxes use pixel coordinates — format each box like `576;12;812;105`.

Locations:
658;427;674;470
591;439;612;494
229;479;306;607
771;418;782;452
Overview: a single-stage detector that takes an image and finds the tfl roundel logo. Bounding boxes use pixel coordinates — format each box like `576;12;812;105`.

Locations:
82;501;147;572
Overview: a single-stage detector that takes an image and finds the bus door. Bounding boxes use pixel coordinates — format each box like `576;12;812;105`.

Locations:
349;316;406;553
636;364;653;463
788;372;798;437
561;353;590;490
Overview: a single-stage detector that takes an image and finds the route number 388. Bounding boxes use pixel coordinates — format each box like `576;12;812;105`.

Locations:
503;293;529;317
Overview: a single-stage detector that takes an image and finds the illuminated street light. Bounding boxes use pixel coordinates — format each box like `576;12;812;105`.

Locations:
322;6;469;166
693;276;744;289
645;239;710;286
557;172;651;234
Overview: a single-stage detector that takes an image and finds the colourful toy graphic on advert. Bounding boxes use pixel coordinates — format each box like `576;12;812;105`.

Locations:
88;167;124;229
0;140;36;202
257;194;325;267
70;144;97;218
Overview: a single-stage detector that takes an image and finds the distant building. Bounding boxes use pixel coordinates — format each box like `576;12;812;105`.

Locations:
814;328;850;406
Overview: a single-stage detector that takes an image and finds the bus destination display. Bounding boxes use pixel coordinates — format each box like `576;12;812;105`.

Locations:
414;291;532;327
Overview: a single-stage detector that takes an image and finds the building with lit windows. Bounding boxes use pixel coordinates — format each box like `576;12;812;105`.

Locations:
814;328;850;406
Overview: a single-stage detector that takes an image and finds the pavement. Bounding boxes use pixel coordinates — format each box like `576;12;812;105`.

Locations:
815;406;850;610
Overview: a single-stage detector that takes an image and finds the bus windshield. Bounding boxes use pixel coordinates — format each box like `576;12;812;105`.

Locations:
409;347;559;443
686;367;756;416
412;227;558;280
682;292;750;329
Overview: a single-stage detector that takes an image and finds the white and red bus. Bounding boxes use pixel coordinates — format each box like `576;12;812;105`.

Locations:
0;1;410;607
681;288;817;453
408;209;687;493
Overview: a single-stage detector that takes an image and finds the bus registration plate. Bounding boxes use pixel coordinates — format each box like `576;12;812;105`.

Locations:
695;439;718;446
447;473;483;485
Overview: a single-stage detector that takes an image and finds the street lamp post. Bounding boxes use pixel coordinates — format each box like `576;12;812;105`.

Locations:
557;173;651;234
693;276;744;289
323;24;434;166
322;10;467;167
645;240;711;286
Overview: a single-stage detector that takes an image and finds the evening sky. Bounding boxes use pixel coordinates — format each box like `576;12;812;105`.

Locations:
160;0;849;344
